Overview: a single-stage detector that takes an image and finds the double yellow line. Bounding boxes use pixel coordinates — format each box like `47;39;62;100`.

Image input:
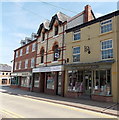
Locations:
0;108;24;118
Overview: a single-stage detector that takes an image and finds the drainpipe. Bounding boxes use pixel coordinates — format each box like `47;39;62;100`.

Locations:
62;23;65;65
46;32;49;67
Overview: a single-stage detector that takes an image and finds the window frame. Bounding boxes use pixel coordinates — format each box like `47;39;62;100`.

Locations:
32;43;36;52
31;58;35;68
54;25;58;36
101;39;113;60
72;46;80;63
42;32;45;42
73;31;81;41
100;19;112;34
16;51;18;58
25;59;28;69
19;61;21;69
26;46;29;54
20;49;22;56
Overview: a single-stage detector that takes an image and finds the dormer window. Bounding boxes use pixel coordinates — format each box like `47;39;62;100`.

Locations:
41;48;44;63
42;32;45;42
54;25;58;36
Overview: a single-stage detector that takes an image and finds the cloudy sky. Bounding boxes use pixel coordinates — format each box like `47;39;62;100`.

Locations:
0;1;118;66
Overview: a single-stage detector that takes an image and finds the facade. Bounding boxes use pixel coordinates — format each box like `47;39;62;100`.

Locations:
32;5;94;96
11;5;119;103
0;64;11;85
65;10;119;103
11;37;37;91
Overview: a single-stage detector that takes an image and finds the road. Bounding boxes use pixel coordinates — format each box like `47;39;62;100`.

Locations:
0;92;117;119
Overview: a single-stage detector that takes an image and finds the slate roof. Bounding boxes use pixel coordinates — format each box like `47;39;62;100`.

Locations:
0;64;12;72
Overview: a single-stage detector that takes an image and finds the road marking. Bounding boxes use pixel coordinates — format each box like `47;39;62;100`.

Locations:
1;92;117;118
0;108;24;118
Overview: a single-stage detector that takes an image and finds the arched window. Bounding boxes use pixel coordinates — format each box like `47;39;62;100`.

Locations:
40;48;44;63
53;45;60;61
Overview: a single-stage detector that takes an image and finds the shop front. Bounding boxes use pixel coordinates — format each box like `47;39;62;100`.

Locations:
11;72;32;91
65;60;114;102
32;65;64;96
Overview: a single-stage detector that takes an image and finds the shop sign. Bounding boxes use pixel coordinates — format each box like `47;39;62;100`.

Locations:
33;65;64;73
11;72;32;76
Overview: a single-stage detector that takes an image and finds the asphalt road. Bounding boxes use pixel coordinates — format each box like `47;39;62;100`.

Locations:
0;92;117;119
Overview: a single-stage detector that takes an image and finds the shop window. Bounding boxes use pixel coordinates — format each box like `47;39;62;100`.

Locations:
101;40;113;59
93;69;111;96
2;73;4;75
21;77;30;87
100;19;112;33
73;31;80;41
20;49;22;56
11;77;19;85
53;45;60;61
34;73;39;88
26;46;29;54
46;72;55;90
41;49;44;63
31;58;35;68
68;70;83;92
6;73;8;75
2;79;7;84
73;47;80;62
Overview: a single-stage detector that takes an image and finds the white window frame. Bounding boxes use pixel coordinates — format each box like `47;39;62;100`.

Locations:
31;58;35;68
72;46;80;63
19;61;21;69
25;59;28;69
15;62;17;70
16;51;18;58
101;39;113;60
32;43;36;52
20;49;22;56
100;19;112;34
26;46;29;54
73;31;81;41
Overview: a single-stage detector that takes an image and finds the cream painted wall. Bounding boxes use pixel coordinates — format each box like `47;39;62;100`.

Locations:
65;18;116;64
36;22;67;67
65;16;119;102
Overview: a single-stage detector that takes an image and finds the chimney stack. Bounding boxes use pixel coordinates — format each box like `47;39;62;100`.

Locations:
84;5;94;23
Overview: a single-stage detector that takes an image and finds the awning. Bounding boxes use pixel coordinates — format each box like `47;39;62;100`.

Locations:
33;65;64;73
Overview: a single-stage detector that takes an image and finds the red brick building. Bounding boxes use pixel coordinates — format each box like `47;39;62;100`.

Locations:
11;37;37;91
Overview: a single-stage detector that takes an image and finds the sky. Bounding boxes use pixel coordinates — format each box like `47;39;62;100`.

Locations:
0;1;118;67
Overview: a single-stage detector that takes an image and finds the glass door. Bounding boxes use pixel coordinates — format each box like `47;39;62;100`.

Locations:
57;72;62;95
84;71;92;95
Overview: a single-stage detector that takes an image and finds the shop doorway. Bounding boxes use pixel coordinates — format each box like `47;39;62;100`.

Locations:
84;71;92;97
56;72;62;96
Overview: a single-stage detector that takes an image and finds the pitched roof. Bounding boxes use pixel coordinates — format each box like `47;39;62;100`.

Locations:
0;64;12;72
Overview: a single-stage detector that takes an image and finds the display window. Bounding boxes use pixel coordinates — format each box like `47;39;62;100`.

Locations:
67;70;83;92
93;69;111;96
21;77;30;87
46;72;55;90
34;73;39;88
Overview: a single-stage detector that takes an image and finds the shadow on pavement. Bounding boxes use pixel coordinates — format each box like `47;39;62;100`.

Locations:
0;85;119;112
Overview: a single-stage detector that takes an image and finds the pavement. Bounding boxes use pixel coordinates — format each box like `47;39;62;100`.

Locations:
0;85;119;117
